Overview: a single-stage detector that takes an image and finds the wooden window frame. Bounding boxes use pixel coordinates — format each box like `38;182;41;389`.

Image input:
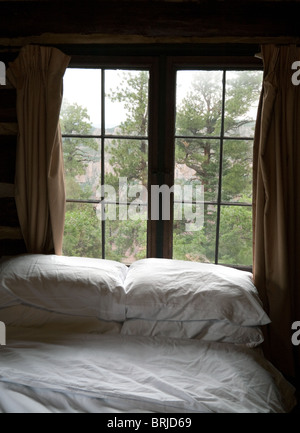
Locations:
62;46;262;267
163;56;263;270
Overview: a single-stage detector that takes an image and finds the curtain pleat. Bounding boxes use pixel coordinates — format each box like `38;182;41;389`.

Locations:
7;45;70;255
253;45;300;380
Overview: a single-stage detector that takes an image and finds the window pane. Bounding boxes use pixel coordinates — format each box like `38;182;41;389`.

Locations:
175;138;219;202
62;137;101;201
105;138;148;199
61;69;102;135
63;202;102;258
173;204;217;263
176;70;223;137
174;68;260;266
62;67;150;263
224;70;263;138
105;205;147;265
105;70;149;136
222;140;253;203
218;205;252;266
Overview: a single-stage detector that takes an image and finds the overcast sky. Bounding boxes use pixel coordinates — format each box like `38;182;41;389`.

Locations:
62;68;196;129
62;68;262;130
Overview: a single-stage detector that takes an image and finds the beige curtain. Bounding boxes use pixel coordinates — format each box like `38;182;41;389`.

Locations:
253;44;300;381
7;45;70;255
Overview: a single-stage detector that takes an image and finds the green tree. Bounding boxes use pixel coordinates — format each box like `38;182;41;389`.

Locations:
218;201;253;265
63;203;102;258
104;71;149;262
61;70;262;266
174;70;262;265
106;71;149;187
60;101;99;179
60;101;102;258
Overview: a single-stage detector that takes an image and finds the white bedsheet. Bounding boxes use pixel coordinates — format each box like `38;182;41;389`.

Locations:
0;326;296;413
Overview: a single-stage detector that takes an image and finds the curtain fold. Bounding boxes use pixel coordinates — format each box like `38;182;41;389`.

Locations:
253;44;300;380
7;45;70;255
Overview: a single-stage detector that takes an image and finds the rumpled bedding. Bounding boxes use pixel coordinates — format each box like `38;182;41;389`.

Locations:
0;254;297;413
0;326;296;413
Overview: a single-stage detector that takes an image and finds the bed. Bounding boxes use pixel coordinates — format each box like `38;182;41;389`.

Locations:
0;254;297;413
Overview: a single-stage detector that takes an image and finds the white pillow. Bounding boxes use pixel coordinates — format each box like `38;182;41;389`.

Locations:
121;319;264;347
124;258;270;326
0;254;128;321
0;305;123;334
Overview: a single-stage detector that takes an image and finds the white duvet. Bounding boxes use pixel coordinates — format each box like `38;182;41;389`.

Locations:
0;255;297;413
0;326;296;413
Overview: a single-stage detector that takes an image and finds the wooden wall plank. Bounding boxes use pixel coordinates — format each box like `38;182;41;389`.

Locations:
0;198;19;227
0;135;17;183
0;123;18;135
0;1;300;43
0;226;22;240
0;72;24;256
0;89;17;122
0;183;14;198
0;239;27;256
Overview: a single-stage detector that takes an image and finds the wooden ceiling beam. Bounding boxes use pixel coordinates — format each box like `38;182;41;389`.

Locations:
0;1;299;42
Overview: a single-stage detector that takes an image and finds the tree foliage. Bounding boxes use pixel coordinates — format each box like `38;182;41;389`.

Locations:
60;101;101;257
60;69;262;266
174;70;262;265
104;71;149;261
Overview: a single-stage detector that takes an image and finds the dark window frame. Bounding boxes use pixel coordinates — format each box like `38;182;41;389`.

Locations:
61;47;263;270
62;57;159;262
164;57;263;271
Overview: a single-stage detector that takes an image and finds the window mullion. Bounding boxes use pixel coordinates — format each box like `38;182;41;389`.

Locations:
101;68;106;259
162;56;176;259
215;69;227;265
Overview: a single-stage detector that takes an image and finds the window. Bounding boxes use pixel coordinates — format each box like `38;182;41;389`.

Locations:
60;53;262;268
173;69;263;267
61;67;150;264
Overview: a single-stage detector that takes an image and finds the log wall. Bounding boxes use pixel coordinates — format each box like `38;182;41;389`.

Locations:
0;72;26;256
